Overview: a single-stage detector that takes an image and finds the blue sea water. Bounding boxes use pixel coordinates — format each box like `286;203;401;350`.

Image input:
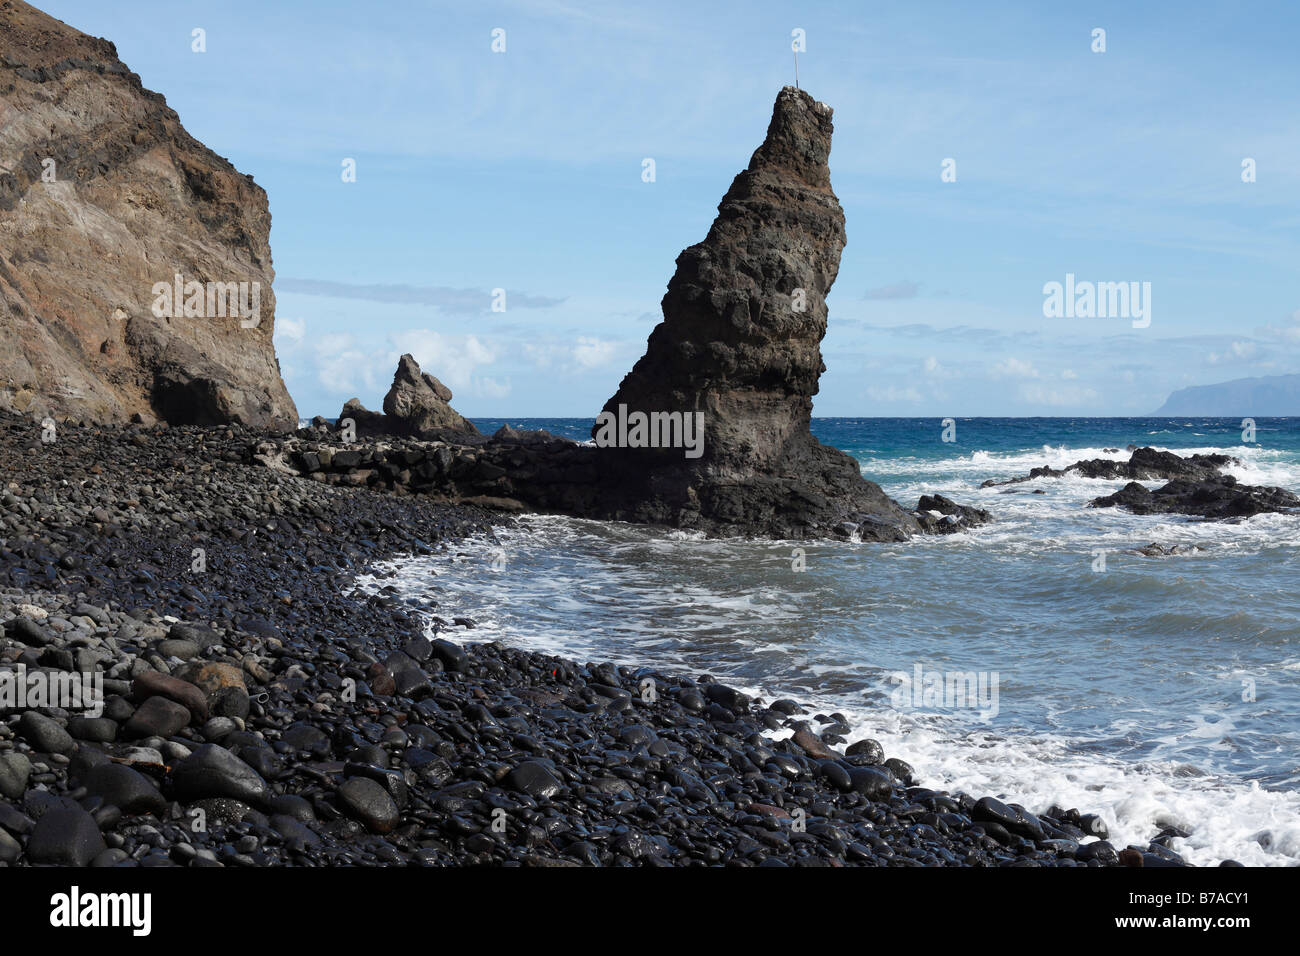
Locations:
359;417;1300;865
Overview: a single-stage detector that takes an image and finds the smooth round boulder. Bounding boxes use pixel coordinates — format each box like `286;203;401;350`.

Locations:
8;617;53;647
129;671;208;722
426;638;467;674
0;827;20;864
0;753;33;800
17;711;74;754
336;777;399;834
792;728;838;759
67;716;119;743
171;744;269;805
973;796;1019;829
845;738;885;763
25;806;107;866
847;765;895;800
84;763;168;817
506;760;563;799
124;695;192;739
156;638;200;660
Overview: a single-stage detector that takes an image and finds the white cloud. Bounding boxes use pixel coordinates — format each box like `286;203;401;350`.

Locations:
274;316;305;347
475;376;513;399
573;336;620;369
524;336;625;372
388;331;496;391
923;355;960;380
991;357;1039;379
275;324;506;406
1207;340;1260;365
522;342;565;369
1018;383;1099;406
314;334;383;397
866;384;922;403
1259;309;1300;343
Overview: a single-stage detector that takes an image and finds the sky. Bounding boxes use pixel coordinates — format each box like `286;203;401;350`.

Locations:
40;0;1300;418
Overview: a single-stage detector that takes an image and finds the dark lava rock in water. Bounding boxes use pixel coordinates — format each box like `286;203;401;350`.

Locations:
847;765;895;800
1091;475;1300;519
983;446;1237;488
914;494;992;536
1122;542;1205;557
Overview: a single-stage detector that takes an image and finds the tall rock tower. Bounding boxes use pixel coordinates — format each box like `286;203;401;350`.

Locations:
594;87;918;538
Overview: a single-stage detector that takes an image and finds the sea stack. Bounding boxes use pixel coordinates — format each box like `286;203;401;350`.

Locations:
594;87;925;538
383;354;479;436
337;354;479;438
0;0;297;429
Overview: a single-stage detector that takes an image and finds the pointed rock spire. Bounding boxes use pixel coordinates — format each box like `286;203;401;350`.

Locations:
590;88;925;538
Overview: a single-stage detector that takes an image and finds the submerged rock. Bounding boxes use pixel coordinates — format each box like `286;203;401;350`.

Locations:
1122;542;1205;557
979;444;1296;520
914;494;992;535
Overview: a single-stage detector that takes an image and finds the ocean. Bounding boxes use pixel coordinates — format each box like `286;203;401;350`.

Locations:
357;417;1300;866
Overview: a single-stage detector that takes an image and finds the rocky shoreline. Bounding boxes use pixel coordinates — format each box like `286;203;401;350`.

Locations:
251;415;992;541
0;412;1229;867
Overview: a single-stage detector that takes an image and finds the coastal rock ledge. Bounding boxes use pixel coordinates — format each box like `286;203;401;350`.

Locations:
267;88;988;540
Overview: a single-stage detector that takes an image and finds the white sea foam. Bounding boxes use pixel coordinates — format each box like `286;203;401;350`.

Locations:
357;496;1300;867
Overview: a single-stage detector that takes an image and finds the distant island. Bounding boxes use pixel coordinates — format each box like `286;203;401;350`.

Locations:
1154;373;1300;416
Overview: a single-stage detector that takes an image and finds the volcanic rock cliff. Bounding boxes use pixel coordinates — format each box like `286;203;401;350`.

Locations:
0;0;297;429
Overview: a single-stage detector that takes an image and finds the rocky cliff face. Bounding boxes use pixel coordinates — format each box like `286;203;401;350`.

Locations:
0;0;297;429
593;87;923;538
